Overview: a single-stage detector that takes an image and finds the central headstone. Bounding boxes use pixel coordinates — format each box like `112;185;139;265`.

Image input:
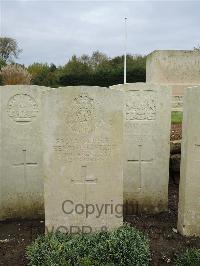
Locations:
111;83;171;213
43;86;123;233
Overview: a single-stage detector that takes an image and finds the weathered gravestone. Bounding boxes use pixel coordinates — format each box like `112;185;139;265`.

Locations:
0;85;48;220
146;50;200;111
43;86;123;233
178;86;200;236
110;83;171;213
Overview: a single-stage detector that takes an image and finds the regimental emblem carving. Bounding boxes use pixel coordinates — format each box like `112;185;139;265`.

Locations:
126;92;156;120
65;93;95;134
7;94;39;122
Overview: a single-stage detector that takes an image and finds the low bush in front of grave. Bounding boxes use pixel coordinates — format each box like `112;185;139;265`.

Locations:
175;248;200;266
26;223;150;266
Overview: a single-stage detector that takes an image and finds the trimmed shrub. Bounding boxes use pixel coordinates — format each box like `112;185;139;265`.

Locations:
0;64;31;85
175;249;200;266
26;224;150;266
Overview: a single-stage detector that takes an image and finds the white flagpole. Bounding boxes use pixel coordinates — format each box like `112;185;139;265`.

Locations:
124;17;127;84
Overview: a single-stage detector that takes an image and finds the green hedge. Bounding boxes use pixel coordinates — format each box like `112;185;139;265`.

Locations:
26;224;150;266
175;249;200;266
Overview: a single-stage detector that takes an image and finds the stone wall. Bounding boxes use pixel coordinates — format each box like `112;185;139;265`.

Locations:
146;50;200;111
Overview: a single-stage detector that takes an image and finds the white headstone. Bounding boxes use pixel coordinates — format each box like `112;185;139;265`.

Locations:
0;85;48;220
43;86;123;233
178;86;200;236
111;83;171;213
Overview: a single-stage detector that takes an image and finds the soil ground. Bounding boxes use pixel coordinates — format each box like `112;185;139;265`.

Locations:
1;124;199;266
2;181;200;266
171;123;182;141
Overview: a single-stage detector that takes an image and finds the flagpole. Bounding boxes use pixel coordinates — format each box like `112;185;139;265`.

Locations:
124;17;127;84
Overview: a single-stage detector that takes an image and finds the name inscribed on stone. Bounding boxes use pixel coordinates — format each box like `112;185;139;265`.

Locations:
7;94;39;122
53;93;117;162
53;137;115;162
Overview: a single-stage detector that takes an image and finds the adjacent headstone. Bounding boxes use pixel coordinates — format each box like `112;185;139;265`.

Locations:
43;86;123;233
111;83;171;213
0;85;48;221
178;86;200;236
146;50;200;111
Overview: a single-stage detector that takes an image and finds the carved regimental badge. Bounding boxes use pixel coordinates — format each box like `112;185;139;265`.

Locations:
65;93;95;135
7;94;39;122
126;91;156;120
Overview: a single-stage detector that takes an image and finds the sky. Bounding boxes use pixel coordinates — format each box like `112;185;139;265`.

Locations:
0;0;200;66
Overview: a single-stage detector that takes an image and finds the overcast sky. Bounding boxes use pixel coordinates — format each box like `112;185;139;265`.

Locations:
1;0;200;66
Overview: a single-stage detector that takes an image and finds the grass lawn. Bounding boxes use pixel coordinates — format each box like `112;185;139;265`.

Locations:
171;111;183;124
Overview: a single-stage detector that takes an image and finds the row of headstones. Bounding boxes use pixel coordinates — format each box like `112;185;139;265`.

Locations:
0;84;199;236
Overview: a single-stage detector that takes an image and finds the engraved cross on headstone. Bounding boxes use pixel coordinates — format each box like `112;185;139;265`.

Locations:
13;149;37;178
71;165;97;184
127;136;153;190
